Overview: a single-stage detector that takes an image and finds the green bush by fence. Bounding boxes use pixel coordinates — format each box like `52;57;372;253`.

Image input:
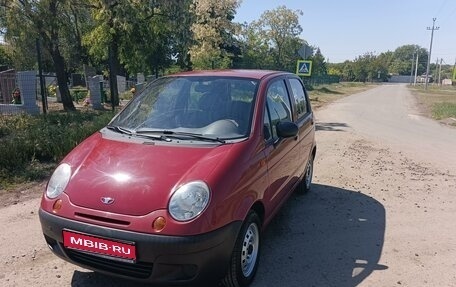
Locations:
0;111;114;186
301;75;340;87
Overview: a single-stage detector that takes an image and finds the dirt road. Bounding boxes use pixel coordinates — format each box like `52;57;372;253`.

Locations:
1;84;456;287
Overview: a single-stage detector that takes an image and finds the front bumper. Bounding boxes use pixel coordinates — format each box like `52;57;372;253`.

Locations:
39;209;241;285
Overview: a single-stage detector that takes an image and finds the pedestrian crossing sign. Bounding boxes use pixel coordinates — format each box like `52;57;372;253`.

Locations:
296;60;312;76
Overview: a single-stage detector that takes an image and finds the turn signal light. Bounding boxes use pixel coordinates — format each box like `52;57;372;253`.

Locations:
52;199;63;213
152;216;166;232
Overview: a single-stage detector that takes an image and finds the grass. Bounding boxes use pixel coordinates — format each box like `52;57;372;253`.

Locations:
308;82;377;109
408;85;456;125
0;110;114;190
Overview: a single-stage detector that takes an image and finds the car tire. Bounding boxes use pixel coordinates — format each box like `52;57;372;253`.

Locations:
222;211;261;287
297;154;314;194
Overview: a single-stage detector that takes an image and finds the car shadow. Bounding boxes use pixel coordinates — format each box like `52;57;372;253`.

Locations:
71;184;386;287
252;184;387;287
316;122;350;132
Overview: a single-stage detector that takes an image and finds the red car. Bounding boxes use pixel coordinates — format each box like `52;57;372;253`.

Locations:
39;70;316;286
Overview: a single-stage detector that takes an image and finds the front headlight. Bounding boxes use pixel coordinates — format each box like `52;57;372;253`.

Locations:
46;163;71;199
169;181;210;222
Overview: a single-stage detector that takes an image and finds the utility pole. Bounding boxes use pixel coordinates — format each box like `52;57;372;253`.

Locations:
438;58;443;85
434;58;439;85
453;59;456;81
425;18;439;90
414;52;419;85
410;52;415;85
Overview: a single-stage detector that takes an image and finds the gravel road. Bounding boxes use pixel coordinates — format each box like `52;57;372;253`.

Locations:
1;84;455;287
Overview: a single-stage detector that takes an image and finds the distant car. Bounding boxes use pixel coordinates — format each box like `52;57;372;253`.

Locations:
39;69;316;287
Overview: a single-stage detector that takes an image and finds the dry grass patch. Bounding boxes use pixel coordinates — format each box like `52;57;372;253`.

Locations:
409;85;456;126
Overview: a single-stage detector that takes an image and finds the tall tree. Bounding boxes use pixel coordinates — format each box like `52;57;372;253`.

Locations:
0;0;79;111
84;0;193;104
189;0;241;70
237;21;274;69
0;43;14;69
84;0;126;107
390;44;427;75
254;6;304;71
309;48;327;76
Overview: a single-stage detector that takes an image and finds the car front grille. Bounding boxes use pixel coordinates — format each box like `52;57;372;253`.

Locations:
66;248;153;279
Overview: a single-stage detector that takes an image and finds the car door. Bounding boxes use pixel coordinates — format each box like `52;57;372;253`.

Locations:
262;78;302;216
286;76;315;178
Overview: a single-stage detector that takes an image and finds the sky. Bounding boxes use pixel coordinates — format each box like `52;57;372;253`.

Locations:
234;0;456;65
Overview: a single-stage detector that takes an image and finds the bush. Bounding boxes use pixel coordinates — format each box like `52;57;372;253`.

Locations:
70;87;89;103
0;111;114;187
48;84;57;97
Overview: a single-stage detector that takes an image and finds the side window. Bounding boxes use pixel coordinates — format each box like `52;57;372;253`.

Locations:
266;80;292;139
289;78;308;119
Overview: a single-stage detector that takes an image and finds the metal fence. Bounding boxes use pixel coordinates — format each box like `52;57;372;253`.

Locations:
301;75;340;86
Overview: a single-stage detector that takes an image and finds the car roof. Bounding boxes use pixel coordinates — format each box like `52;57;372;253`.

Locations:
169;69;291;80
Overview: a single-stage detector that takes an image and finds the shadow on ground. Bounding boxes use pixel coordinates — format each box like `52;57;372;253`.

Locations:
252;184;387;287
71;184;386;287
316;122;350;132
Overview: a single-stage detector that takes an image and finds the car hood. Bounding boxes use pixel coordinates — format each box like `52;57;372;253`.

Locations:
62;132;233;216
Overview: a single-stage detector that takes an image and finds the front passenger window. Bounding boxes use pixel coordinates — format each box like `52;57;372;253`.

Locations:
266;80;292;140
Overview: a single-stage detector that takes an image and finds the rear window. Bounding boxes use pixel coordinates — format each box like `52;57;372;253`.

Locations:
289;78;308;119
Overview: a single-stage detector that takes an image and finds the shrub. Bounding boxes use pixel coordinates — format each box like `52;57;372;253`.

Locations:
0;111;114;187
48;85;57;97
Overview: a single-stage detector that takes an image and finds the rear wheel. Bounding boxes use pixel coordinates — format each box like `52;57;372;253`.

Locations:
222;211;261;287
297;154;314;193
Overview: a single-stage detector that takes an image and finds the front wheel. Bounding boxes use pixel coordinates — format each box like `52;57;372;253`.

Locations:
222;211;261;287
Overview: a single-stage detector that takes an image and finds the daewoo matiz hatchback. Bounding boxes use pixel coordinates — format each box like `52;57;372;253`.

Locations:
39;70;316;287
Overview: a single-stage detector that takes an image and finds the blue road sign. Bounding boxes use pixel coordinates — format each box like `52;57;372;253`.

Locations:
296;60;312;76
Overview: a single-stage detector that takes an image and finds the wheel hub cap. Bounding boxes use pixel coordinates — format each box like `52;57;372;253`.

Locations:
241;223;259;277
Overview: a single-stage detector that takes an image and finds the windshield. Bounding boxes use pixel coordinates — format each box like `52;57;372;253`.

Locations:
110;76;258;140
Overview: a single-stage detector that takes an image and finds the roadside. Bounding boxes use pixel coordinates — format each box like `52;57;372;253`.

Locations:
308;82;377;109
408;84;456;127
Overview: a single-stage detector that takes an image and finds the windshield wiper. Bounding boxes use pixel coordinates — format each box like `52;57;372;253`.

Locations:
106;125;135;135
106;125;169;141
136;129;226;143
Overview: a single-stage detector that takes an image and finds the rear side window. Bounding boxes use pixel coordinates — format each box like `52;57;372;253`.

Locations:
289;78;308;119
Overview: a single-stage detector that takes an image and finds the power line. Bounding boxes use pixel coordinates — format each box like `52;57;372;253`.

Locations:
435;0;449;17
440;4;456;25
425;18;439;90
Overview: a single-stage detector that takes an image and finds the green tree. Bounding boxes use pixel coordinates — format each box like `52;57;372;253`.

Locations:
0;44;13;68
84;0;194;104
237;21;274;69
342;61;355;81
0;0;79;111
327;62;344;77
352;53;376;82
309;47;327;76
254;5;304;71
168;0;194;71
390;44;427;75
189;0;241;69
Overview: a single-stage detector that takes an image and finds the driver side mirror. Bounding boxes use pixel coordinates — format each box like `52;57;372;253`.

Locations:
276;121;298;138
